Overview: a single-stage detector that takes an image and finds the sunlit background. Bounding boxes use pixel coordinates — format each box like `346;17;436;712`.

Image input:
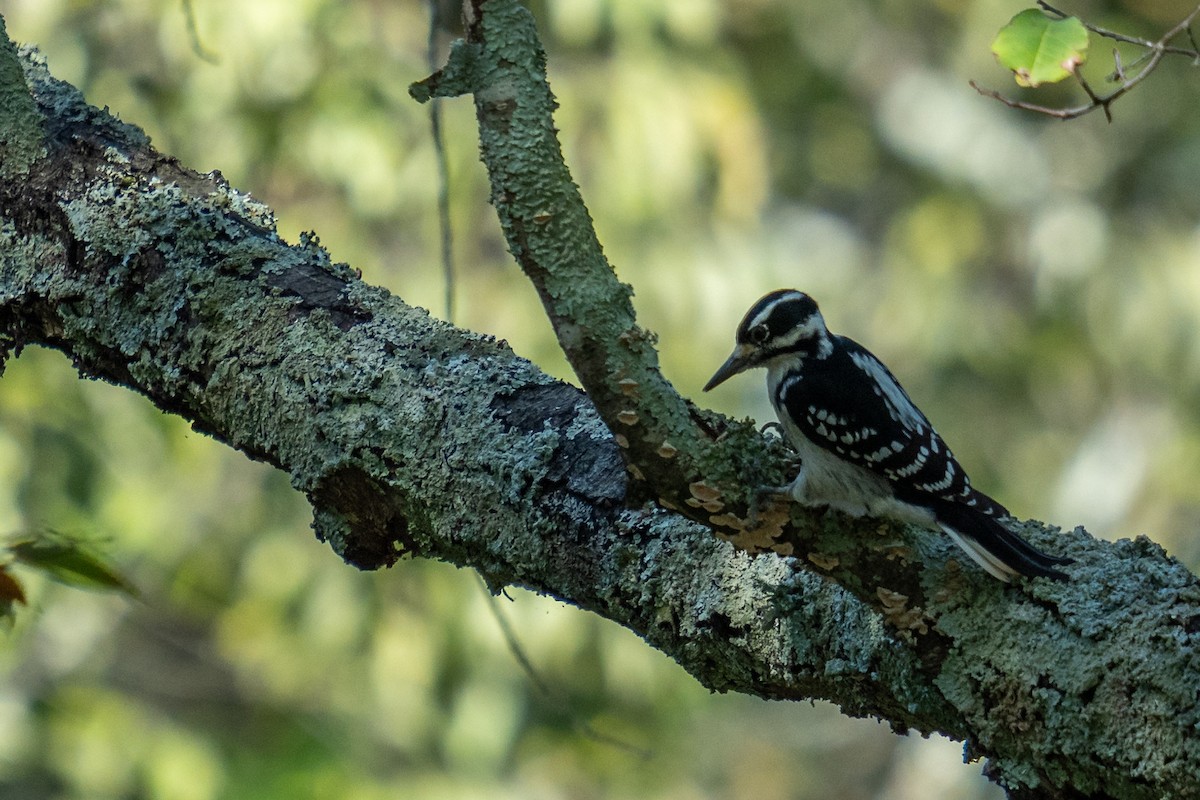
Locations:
2;0;1199;797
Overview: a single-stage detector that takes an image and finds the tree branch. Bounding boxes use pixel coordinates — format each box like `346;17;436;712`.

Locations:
3;11;1200;798
0;25;949;735
410;0;784;529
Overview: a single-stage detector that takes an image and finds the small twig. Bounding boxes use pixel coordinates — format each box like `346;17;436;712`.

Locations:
181;0;219;65
1110;48;1155;80
1038;1;1200;57
478;578;653;760
1111;48;1127;83
975;3;1200;121
1073;71;1111;122
968;81;1092;120
426;0;456;323
1036;1;1065;19
1155;3;1200;52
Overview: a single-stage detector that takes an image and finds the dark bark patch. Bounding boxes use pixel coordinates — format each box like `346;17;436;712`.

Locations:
491;382;626;506
265;262;372;331
310;465;412;570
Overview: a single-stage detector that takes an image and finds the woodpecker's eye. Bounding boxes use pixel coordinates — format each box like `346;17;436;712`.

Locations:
749;324;770;345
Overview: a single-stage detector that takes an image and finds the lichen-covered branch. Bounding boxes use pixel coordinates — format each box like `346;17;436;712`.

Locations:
3;16;1200;800
409;0;1046;626
409;0;789;533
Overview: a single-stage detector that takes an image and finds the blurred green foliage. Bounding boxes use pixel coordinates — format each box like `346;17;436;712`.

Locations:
4;530;138;602
1;0;1199;797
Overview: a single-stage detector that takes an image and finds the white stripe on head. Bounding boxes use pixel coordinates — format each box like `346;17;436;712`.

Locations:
772;314;830;356
747;290;810;331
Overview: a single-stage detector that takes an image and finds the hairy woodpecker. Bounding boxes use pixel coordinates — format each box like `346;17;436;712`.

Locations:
704;289;1071;581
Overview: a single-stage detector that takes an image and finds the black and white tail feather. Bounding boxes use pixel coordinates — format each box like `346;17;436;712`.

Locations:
704;289;1071;581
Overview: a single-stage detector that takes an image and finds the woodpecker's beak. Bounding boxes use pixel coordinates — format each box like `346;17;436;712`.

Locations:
703;345;753;392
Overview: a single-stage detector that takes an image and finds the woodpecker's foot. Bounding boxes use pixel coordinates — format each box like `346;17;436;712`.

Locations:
760;421;785;438
760;421;803;464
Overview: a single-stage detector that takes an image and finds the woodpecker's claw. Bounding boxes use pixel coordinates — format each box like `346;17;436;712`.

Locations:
760;421;785;438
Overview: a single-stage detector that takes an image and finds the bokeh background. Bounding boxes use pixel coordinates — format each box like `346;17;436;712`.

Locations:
2;0;1199;797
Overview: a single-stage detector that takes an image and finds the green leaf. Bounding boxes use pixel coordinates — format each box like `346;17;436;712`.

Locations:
8;532;138;597
992;9;1089;88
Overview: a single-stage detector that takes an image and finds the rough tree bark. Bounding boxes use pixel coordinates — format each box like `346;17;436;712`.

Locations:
2;6;1199;798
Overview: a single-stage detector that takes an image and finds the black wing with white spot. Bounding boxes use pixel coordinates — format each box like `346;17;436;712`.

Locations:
773;336;1009;517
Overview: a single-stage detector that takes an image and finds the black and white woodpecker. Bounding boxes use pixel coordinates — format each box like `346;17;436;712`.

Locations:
704;289;1071;581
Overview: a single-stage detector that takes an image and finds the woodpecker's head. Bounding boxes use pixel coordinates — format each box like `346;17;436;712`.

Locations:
703;289;830;391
